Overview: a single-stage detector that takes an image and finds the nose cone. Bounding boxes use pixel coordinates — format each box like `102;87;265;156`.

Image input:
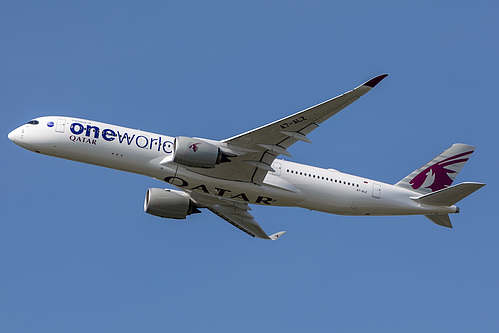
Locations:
9;125;35;151
8;127;21;143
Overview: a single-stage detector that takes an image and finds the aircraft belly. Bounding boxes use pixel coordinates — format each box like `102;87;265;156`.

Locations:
167;168;304;207
293;180;456;216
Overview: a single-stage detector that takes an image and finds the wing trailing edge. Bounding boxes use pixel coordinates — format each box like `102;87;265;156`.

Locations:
190;191;286;240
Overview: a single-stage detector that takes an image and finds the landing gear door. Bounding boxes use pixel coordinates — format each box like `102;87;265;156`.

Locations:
56;119;66;133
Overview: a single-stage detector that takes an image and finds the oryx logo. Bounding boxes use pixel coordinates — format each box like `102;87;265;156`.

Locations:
410;151;473;192
189;143;201;152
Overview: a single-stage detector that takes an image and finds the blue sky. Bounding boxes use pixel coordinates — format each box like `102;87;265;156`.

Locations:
2;1;498;332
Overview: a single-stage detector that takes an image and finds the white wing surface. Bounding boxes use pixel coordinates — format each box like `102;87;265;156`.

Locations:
192;74;388;184
189;191;286;240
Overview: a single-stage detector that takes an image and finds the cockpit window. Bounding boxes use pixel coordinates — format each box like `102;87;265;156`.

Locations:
26;120;39;125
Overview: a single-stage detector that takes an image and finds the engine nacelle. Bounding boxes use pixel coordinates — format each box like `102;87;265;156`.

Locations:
144;188;199;219
172;136;225;168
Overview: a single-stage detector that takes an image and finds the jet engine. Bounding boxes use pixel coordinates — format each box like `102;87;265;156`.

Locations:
144;188;200;219
172;136;230;168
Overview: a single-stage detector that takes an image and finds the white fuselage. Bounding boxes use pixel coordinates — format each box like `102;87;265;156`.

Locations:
8;116;458;217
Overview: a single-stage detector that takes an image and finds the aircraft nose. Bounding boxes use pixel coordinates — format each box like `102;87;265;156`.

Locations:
8;128;18;142
9;126;24;145
8;125;36;151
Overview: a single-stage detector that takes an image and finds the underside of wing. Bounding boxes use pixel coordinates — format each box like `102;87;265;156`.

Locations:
189;191;286;240
183;74;387;184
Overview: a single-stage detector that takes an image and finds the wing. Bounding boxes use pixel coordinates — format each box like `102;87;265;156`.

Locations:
189;74;388;184
189;191;286;240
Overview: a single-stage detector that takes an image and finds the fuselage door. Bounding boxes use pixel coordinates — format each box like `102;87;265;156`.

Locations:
372;183;381;199
56;119;66;133
273;162;282;176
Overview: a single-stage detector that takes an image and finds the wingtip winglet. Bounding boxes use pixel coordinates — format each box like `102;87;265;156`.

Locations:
363;74;389;88
269;231;287;240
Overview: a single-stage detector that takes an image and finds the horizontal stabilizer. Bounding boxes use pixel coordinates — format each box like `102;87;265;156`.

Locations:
412;182;485;206
425;214;453;228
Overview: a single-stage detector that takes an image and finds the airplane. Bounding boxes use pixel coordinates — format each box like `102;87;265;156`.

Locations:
8;74;485;240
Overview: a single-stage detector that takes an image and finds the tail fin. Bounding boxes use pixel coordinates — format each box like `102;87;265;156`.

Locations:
395;144;476;194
